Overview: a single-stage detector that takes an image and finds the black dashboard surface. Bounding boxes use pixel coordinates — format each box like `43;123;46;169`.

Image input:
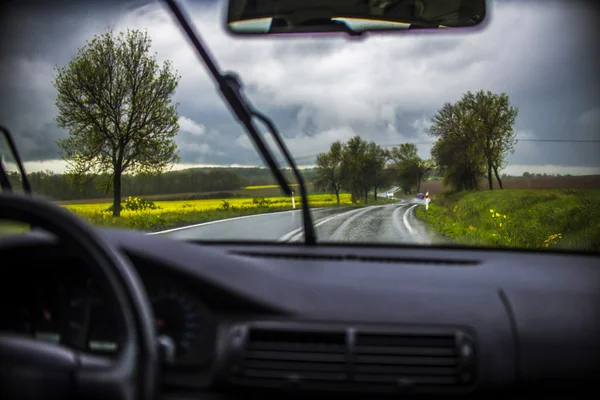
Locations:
1;228;599;398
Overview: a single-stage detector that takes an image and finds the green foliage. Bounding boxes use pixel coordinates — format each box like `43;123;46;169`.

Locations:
415;189;600;252
313;141;344;204
429;90;518;191
106;196;158;212
252;197;271;207
314;136;394;204
388;143;433;194
53;28;181;216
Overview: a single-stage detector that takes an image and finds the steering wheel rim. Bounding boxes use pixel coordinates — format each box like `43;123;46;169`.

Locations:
0;193;158;400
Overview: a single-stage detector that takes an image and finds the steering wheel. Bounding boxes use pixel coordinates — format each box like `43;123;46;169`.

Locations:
0;193;158;400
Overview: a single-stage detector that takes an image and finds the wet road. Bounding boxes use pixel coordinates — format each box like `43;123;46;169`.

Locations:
154;198;443;245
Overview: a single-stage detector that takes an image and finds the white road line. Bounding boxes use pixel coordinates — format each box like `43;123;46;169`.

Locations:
392;203;410;235
330;205;383;241
280;206;376;242
149;207;323;235
402;204;419;235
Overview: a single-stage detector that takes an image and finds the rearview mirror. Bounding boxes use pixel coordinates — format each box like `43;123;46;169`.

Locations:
226;0;487;36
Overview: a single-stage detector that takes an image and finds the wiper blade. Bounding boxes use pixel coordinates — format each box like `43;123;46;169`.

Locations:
0;125;32;194
252;111;316;243
161;0;317;245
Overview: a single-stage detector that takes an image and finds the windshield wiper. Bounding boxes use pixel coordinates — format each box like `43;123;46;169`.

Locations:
162;0;317;245
0;125;32;194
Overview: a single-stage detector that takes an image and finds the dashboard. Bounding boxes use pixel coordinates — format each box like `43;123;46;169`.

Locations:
1;260;216;370
1;228;599;398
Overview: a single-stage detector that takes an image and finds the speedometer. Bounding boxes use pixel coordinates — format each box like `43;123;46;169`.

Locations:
149;282;208;358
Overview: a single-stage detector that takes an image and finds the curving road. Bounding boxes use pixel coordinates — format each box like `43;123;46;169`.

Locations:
153;198;444;245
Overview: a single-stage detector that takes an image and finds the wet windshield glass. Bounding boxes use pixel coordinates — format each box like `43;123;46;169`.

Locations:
0;0;598;252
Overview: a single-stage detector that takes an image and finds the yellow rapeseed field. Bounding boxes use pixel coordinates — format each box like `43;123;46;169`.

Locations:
63;194;353;232
244;184;299;190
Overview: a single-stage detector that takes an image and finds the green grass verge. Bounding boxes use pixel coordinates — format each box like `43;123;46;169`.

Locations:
415;189;600;252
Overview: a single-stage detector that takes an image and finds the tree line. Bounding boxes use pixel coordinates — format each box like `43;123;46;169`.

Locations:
314;90;519;198
313;137;433;204
3;168;317;201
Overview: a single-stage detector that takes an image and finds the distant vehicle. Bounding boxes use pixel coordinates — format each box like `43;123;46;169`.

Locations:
416;193;425;199
386;191;394;198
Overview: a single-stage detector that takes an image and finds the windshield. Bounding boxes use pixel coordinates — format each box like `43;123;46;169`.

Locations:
1;0;599;253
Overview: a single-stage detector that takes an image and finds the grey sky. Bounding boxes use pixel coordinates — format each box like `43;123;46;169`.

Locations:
0;0;599;175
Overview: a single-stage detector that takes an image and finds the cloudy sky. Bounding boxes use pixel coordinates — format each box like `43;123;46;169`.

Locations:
0;0;599;176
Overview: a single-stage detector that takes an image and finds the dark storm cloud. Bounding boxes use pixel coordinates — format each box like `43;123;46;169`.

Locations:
0;0;598;172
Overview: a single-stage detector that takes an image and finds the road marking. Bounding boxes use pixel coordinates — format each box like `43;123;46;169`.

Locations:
402;204;419;235
330;205;383;241
149;207;323;235
392;203;409;236
279;206;376;242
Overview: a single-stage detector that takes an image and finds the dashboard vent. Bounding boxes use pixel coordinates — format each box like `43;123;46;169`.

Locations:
225;325;347;386
222;323;476;393
353;332;472;387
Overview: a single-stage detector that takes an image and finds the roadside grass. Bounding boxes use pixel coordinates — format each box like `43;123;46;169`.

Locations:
415;189;600;252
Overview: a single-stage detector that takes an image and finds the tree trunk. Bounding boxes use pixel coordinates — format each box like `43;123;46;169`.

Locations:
373;186;378;201
335;188;340;205
493;166;504;189
113;170;122;217
487;164;493;190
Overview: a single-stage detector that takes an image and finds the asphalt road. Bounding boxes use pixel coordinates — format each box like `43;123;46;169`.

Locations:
154;198;443;245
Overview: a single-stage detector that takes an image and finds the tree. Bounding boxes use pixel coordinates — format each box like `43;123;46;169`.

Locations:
314;141;344;204
430;100;487;191
54;28;181;216
465;91;518;189
415;159;435;193
389;144;433;194
341;136;370;203
430;91;518;191
364;142;389;201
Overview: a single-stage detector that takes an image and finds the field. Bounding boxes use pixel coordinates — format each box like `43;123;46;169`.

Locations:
419;175;600;195
243;184;299;190
63;193;356;232
416;189;600;252
56;183;311;205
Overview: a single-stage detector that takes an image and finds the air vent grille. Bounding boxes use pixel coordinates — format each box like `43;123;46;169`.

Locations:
223;323;476;393
353;333;463;386
234;328;347;383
